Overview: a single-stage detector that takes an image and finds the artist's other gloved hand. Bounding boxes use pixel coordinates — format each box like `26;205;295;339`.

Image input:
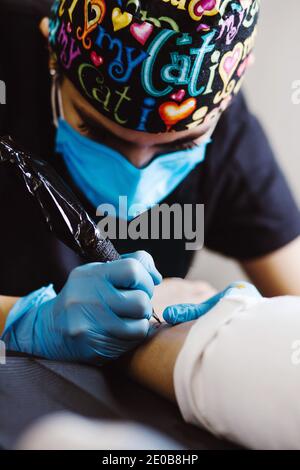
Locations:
163;281;262;325
1;251;162;364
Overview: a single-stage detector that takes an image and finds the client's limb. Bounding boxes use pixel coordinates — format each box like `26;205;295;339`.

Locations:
127;282;253;401
126;289;300;450
127;321;195;402
126;277;216;400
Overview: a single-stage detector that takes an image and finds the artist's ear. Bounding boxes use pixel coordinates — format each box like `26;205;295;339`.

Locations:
39;17;58;75
39;17;49;40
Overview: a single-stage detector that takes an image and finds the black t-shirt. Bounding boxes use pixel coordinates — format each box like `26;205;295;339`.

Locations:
1;0;300;296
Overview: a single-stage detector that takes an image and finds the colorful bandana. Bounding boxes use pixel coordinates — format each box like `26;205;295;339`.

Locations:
49;0;260;133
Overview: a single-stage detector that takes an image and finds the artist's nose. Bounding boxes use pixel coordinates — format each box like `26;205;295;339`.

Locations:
115;142;157;168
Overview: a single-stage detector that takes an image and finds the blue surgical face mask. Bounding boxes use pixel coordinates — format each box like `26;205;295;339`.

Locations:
55;118;210;220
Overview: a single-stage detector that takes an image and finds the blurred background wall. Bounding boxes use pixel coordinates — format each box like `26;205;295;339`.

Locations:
188;0;300;288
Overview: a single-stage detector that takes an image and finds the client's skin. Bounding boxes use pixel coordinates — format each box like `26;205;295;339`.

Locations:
125;320;195;402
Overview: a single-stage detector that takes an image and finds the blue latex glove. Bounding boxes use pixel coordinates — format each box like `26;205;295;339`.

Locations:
163;281;262;325
1;251;162;364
